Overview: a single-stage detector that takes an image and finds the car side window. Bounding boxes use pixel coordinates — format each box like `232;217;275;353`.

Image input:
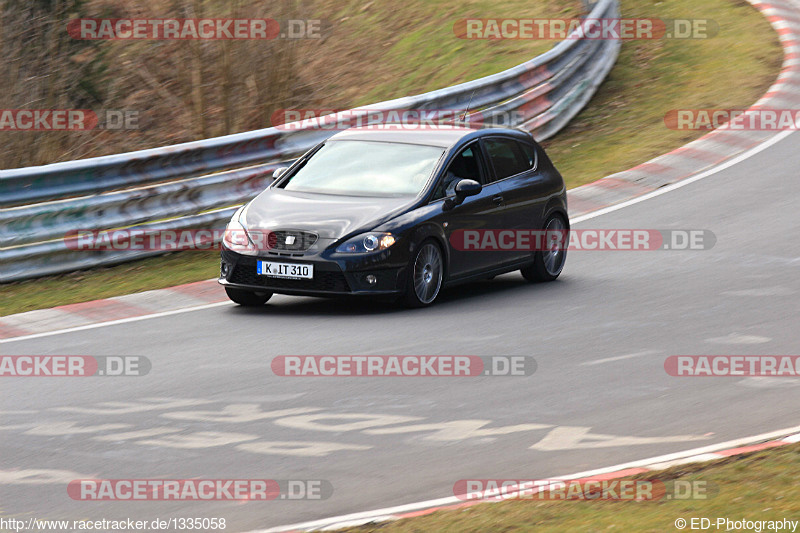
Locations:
519;141;538;170
431;143;483;200
484;137;534;182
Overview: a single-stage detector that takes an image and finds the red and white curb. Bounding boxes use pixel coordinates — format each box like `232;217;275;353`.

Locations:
566;0;800;218
253;427;800;532
0;279;229;343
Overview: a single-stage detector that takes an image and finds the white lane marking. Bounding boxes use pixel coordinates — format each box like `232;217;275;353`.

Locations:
134;431;259;449
94;427;182;442
643;453;725;471
581;350;655;366
570;130;795;225
252;424;800;533
237;440;372;457
162;405;320;424
274;413;423;433
0;468;92;485
54;398;213;415
529;426;707;451
705;333;772;345
24;422;129;436
365;420;552;442
0;301;233;344
723;286;794;297
0;132;795;344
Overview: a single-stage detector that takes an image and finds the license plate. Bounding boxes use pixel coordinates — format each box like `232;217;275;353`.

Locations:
257;261;314;280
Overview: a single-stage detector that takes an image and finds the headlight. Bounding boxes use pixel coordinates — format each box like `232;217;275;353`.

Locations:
335;232;396;253
222;214;257;254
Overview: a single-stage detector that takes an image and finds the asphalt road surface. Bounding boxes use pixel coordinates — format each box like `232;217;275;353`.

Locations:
2;131;799;531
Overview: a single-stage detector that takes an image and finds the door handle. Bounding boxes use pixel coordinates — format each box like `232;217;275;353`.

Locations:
492;195;504;205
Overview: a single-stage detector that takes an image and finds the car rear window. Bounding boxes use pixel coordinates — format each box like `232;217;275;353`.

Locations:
484;137;535;181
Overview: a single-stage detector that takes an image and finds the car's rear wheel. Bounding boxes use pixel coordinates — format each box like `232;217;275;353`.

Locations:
521;213;568;282
403;240;444;307
225;287;273;306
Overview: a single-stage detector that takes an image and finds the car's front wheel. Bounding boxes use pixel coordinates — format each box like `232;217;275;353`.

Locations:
403;240;444;308
521;213;568;282
225;287;273;306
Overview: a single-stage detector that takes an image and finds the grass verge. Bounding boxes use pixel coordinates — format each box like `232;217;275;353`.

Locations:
337;443;800;532
542;0;782;186
0;252;220;316
307;0;581;107
0;0;782;316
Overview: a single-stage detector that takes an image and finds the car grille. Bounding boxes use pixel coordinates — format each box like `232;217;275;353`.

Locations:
229;263;350;293
250;230;318;252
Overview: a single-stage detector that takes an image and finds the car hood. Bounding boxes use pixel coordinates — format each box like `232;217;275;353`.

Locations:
242;188;415;239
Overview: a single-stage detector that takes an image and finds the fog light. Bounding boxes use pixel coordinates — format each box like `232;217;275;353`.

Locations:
365;274;377;285
221;262;229;276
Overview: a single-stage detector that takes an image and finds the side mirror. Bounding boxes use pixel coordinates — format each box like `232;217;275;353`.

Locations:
272;166;290;179
455;178;482;198
443;179;482;211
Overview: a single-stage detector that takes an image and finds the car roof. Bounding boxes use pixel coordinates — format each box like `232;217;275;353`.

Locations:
328;125;478;148
327;125;534;148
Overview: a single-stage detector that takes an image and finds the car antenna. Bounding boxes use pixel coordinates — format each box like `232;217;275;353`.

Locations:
459;90;476;125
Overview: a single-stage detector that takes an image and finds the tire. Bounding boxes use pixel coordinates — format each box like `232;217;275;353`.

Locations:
225;287;273;306
521;213;568;282
402;240;444;308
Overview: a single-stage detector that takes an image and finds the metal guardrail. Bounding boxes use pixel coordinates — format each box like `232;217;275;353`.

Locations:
0;0;620;282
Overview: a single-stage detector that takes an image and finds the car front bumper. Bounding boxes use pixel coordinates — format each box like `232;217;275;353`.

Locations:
218;247;408;297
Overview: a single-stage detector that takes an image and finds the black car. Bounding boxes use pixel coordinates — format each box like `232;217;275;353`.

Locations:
219;126;568;307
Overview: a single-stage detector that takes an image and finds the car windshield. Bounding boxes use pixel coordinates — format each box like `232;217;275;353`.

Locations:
281;140;444;196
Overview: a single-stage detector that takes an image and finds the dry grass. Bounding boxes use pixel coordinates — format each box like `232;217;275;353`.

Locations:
0;0;577;169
